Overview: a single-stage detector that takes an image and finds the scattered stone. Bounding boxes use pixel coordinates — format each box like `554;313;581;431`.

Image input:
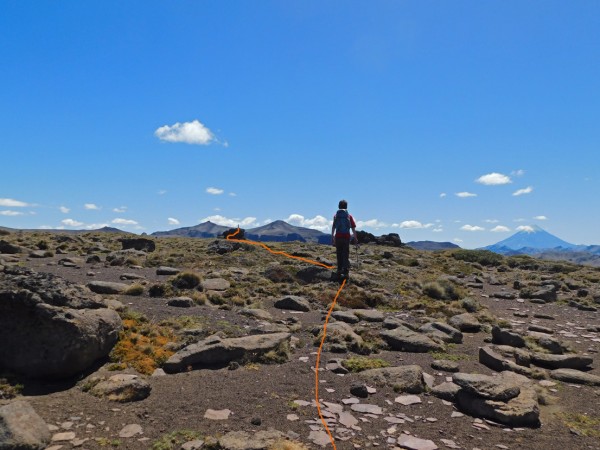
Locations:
156;266;180;275
431;360;459;372
274;295;310;312
448;313;482;332
87;281;129;294
453;372;521;401
550;368;600;386
350;403;383;415
240;309;273;321
296;266;332;284
86;374;151;402
287;414;299;421
119;424;142;438
119;273;145;280
431;382;461;402
164;333;291;372
530;353;593;370
531;286;557;302
533;313;555;320
331;310;360;324
338;411;359;428
395;395;422;405
381;328;444;353
353;309;385;322
492;326;526;348
0;240;22;254
119;237;155;252
396;434;438;450
52;432;76;441
350;383;369;398
308;430;331;447
326;358;349;374
201;278;231;291
167;297;195;308
0;401;51;449
204;409;232;420
358;365;425;393
181;440;205;450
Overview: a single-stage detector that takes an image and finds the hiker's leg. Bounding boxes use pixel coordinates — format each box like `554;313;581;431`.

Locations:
341;239;350;275
335;240;344;275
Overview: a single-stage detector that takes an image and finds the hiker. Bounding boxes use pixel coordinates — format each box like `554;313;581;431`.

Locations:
331;199;357;280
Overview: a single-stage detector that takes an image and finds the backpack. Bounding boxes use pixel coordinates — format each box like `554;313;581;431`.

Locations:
335;209;351;234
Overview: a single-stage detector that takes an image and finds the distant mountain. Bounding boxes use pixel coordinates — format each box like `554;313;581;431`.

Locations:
152;221;230;238
484;225;576;254
246;220;329;244
407;241;460;251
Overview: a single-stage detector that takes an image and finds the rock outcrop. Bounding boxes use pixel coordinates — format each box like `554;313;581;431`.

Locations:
0;401;51;450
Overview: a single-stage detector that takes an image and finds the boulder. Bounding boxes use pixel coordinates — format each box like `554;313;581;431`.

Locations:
420;322;463;344
452;372;520;401
263;265;294;283
331;310;360;324
319;321;364;351
274;295;310;312
478;346;537;378
29;250;50;258
0;267;122;378
380;327;444;353
106;249;147;266
167;297;195;308
431;382;461;401
0;401;51;450
156;266;180;275
240;309;273;321
531;286;557;302
358;365;424;393
455;372;540;427
85;374;151;402
550;368;600;386
431;360;460;372
492;326;526;348
201;278;231;291
87;281;129;294
352;309;384;322
296;266;333;283
119;237;155;252
0;240;22;254
530;353;593;370
448;313;482;332
163;333;291;373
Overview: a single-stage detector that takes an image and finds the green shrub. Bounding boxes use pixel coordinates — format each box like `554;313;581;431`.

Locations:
152;430;203;450
172;272;201;289
124;284;144;296
342;357;390;373
452;249;503;267
422;279;464;301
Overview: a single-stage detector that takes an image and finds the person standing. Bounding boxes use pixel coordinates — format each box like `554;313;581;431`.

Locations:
332;199;357;280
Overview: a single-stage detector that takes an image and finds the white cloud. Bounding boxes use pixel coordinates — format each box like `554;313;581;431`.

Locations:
200;215;258;228
84;203;100;210
440;193;447;198
356;219;388;229
0;198;30;207
229;192;237;197
484;219;499;223
158;190;167;195
491;225;511;232
62;218;83;227
84;223;109;230
59;206;70;213
0;210;23;216
168;217;180;225
456;192;477;198
512;169;525;177
476;172;512;185
513;218;526;222
454;238;463;243
517;225;535;232
206;187;224;195
461;224;485;231
534;215;548;220
286;214;331;232
113;206;127;213
513;186;533;196
398;220;434;229
112;218;138;226
433;228;443;233
155;120;215;145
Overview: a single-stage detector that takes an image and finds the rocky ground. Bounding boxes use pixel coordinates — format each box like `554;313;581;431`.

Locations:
1;230;600;450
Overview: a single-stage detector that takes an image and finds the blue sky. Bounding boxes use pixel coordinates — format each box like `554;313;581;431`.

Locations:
1;1;599;248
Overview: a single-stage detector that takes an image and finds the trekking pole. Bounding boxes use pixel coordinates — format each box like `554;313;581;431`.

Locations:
355;242;360;270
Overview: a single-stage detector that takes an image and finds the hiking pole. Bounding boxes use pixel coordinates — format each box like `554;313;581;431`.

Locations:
355;242;360;270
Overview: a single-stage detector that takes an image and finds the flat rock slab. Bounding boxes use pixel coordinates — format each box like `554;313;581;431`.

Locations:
204;409;231;420
87;281;129;294
163;332;291;372
274;295;310;312
87;374;151;402
331;310;359;324
352;309;385;322
201;278;231;291
0;401;51;450
240;308;273;321
431;382;460;401
530;353;593;370
456;372;540;428
431;359;459;372
550;368;600;386
453;372;521;401
350;403;383;415
381;327;444;353
119;424;143;438
396;434;438;450
156;266;180;275
448;313;482;332
395;394;422;405
358;365;424;393
492;326;526;348
218;429;286;450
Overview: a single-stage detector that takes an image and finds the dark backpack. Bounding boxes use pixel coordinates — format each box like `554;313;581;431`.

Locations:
335;209;351;234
